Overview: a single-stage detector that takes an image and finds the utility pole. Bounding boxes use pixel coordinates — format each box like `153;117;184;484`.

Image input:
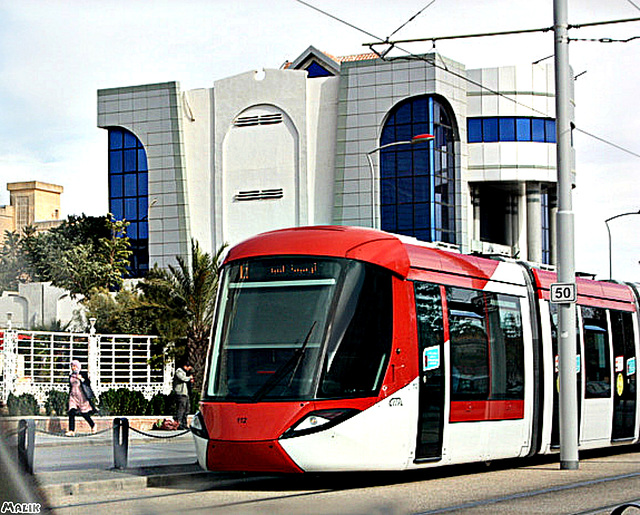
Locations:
553;0;579;470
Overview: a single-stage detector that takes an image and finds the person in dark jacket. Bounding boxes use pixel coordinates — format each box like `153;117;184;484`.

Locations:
66;359;96;436
173;362;194;429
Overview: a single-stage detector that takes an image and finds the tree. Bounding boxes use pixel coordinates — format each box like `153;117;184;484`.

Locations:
139;239;227;389
0;230;29;293
19;215;131;298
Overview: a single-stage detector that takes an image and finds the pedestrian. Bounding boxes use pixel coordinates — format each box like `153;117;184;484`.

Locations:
66;359;96;436
173;362;194;430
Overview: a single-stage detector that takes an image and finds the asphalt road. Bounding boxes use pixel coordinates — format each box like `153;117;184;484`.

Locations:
46;447;640;515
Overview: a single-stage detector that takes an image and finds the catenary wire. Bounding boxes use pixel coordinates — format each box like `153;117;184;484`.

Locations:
294;0;640;160
386;0;438;40
625;0;640;12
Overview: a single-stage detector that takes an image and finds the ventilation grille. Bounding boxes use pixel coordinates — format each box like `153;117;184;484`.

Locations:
235;188;284;202
234;113;283;127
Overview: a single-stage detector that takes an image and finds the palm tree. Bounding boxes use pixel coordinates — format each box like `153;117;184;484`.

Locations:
140;239;227;390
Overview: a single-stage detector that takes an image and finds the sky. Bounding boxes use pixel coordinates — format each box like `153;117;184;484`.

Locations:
1;0;639;281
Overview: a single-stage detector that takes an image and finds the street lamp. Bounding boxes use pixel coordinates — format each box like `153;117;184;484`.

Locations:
605;209;640;279
366;133;434;229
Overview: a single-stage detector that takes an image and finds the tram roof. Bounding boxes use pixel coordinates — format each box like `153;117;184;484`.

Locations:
531;268;636;309
225;226;505;281
225;227;638;309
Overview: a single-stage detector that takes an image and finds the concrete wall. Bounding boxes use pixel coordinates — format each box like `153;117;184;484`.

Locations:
0;282;82;330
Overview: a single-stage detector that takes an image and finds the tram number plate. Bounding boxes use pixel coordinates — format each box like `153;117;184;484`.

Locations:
550;282;577;303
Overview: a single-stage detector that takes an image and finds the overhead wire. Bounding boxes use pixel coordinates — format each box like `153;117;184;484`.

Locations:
386;0;438;40
625;0;640;12
294;0;640;160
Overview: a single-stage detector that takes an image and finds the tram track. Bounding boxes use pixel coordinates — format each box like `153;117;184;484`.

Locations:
49;463;640;514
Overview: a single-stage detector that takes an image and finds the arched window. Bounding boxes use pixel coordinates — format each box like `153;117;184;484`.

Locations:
380;96;457;243
108;128;149;277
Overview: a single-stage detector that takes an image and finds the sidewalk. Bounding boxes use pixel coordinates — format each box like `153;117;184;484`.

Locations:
1;416;208;505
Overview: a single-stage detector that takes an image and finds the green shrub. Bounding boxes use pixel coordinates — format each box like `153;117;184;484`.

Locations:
146;392;177;416
7;393;40;416
190;390;201;415
98;388;148;416
44;389;68;416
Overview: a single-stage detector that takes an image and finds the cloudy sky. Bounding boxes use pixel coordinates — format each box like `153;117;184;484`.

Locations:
1;0;639;281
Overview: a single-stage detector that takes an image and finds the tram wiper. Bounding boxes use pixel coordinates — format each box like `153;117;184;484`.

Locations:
251;321;317;403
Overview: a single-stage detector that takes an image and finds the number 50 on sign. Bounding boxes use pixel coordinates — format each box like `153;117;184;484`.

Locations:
550;282;577;303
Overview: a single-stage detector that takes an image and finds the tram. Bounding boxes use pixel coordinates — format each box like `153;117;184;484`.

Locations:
190;226;639;473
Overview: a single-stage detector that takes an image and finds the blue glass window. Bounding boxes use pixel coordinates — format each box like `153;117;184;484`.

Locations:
468;119;482;143
109;130;123;150
123;131;137;149
483;118;499;142
124;149;137;172
467;117;556;143
516;118;532;141
108;128;149;278
138;172;148;196
127;222;138;239
109;151;123;173
499;118;516;141
125;198;137;220
541;190;550;265
138;149;148;171
124;174;137;197
110;175;123;198
380;96;456;244
545;119;556;143
305;61;332;78
532;119;545;142
110;198;123;219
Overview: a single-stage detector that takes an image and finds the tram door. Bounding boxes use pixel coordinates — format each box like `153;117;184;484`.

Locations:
414;282;445;461
610;311;637;441
550;304;582;448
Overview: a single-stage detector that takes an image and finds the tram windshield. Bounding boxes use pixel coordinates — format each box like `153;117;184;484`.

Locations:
205;257;392;401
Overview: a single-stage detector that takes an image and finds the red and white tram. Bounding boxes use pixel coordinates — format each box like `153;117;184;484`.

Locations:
190;226;639;473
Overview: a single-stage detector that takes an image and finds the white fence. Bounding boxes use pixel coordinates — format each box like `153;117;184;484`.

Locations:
0;328;174;406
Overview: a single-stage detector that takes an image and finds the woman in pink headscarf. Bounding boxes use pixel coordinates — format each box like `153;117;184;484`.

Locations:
66;360;96;436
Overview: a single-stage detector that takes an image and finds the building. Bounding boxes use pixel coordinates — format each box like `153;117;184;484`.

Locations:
0;181;64;236
97;47;572;276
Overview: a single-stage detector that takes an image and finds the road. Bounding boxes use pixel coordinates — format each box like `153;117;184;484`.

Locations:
33;436;196;472
47;447;640;515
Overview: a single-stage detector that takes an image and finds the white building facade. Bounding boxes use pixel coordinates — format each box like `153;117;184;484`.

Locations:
97;46;572;275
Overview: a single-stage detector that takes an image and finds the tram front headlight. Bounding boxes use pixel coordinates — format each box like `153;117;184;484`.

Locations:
281;408;359;439
190;411;209;439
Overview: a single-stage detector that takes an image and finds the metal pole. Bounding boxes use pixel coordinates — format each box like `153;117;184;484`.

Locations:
365;152;377;229
554;0;579;470
112;417;129;469
17;419;35;474
604;211;640;280
606;219;613;280
366;135;435;231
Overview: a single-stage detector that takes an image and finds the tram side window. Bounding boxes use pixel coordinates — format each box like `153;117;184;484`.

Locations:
486;293;525;400
447;287;490;400
581;306;611;398
446;287;524;401
415;282;444;347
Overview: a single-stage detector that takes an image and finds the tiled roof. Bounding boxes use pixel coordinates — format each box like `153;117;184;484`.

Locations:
324;52;379;63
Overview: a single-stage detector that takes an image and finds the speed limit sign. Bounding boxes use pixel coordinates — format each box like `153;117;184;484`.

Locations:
550;282;577;303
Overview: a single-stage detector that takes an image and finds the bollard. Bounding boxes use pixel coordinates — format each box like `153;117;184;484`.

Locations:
112;417;129;469
17;419;35;474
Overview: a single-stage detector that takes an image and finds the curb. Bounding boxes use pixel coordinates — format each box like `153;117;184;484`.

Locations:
41;470;212;499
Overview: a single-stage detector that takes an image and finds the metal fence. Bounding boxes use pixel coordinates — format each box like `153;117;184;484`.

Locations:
0;328;174;406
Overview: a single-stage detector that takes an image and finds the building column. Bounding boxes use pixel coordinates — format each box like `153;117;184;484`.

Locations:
526;182;542;263
516;183;528;260
471;185;481;241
